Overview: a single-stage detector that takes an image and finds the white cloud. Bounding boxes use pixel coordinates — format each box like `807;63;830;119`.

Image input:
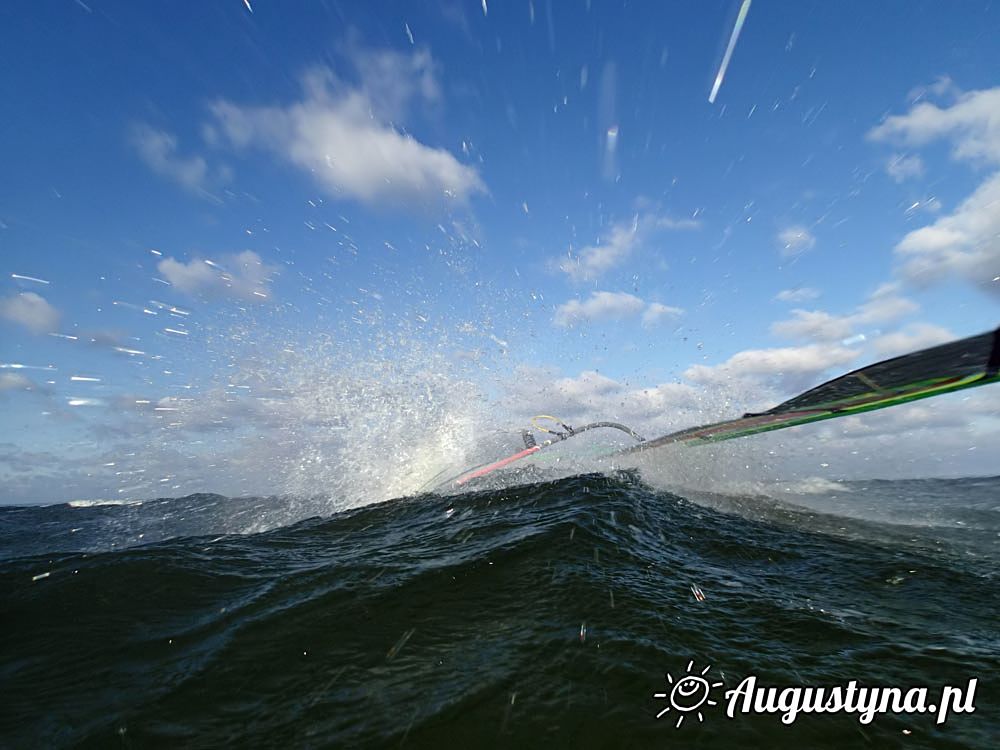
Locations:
349;45;442;119
813;386;999;445
684;343;860;390
0;373;34;391
869;86;1000;165
771;310;854;342
554;291;645;327
557;213;700;282
131;124;212;195
157;250;277;302
777;225;816;257
642;302;684;327
503;366;702;428
894;172;1000;291
833;404;966;438
885;153;925;182
775;287;821;303
559;216;639;281
553;291;682;328
549;370;622;404
208;50;484;209
906;75;960;105
869;85;1000;292
852;282;920;325
0;292;61;334
770;283;918;343
869;323;955;358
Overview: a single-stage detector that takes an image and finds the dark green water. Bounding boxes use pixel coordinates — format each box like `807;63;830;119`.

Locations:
2;473;997;748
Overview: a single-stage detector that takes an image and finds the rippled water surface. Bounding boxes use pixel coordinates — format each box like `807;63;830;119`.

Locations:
2;474;997;748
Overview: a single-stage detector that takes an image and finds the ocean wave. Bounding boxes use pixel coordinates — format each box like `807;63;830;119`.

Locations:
2;474;997;748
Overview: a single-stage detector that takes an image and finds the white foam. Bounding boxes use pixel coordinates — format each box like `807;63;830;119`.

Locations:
68;498;146;508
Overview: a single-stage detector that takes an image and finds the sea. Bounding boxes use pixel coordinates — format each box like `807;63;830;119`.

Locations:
2;473;998;749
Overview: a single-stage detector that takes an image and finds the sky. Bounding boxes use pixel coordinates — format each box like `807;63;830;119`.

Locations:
1;0;999;505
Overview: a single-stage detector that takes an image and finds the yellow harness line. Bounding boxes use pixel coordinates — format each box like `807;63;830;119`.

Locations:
530;415;567;434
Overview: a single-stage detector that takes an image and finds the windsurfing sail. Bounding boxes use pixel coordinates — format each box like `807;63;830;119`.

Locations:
623;325;1000;453
431;326;999;490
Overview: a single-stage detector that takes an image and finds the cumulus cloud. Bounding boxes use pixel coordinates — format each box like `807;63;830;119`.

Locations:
774;287;821;303
131;124;214;195
208;48;484;209
770;283;918;343
885;153;925;182
906;75;960;105
776;225;816;257
834;404;967;438
683;344;860;411
684;343;860;391
157;250;277;302
869;322;955;358
503;366;701;427
771;310;854;343
812;386;1000;447
0;292;61;334
894;172;1000;291
869;86;1000;164
642;302;684;327
0;373;35;391
557;213;700;282
554;291;644;326
852;282;920;325
553;291;682;327
349;45;442;118
869;84;1000;292
559;216;639;281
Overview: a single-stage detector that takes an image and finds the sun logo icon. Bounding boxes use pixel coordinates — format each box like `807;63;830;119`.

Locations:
653;660;724;728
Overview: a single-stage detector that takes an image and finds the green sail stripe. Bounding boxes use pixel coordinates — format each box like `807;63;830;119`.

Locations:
680;372;997;446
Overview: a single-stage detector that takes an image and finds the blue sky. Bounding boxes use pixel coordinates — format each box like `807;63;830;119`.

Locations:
1;1;999;504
